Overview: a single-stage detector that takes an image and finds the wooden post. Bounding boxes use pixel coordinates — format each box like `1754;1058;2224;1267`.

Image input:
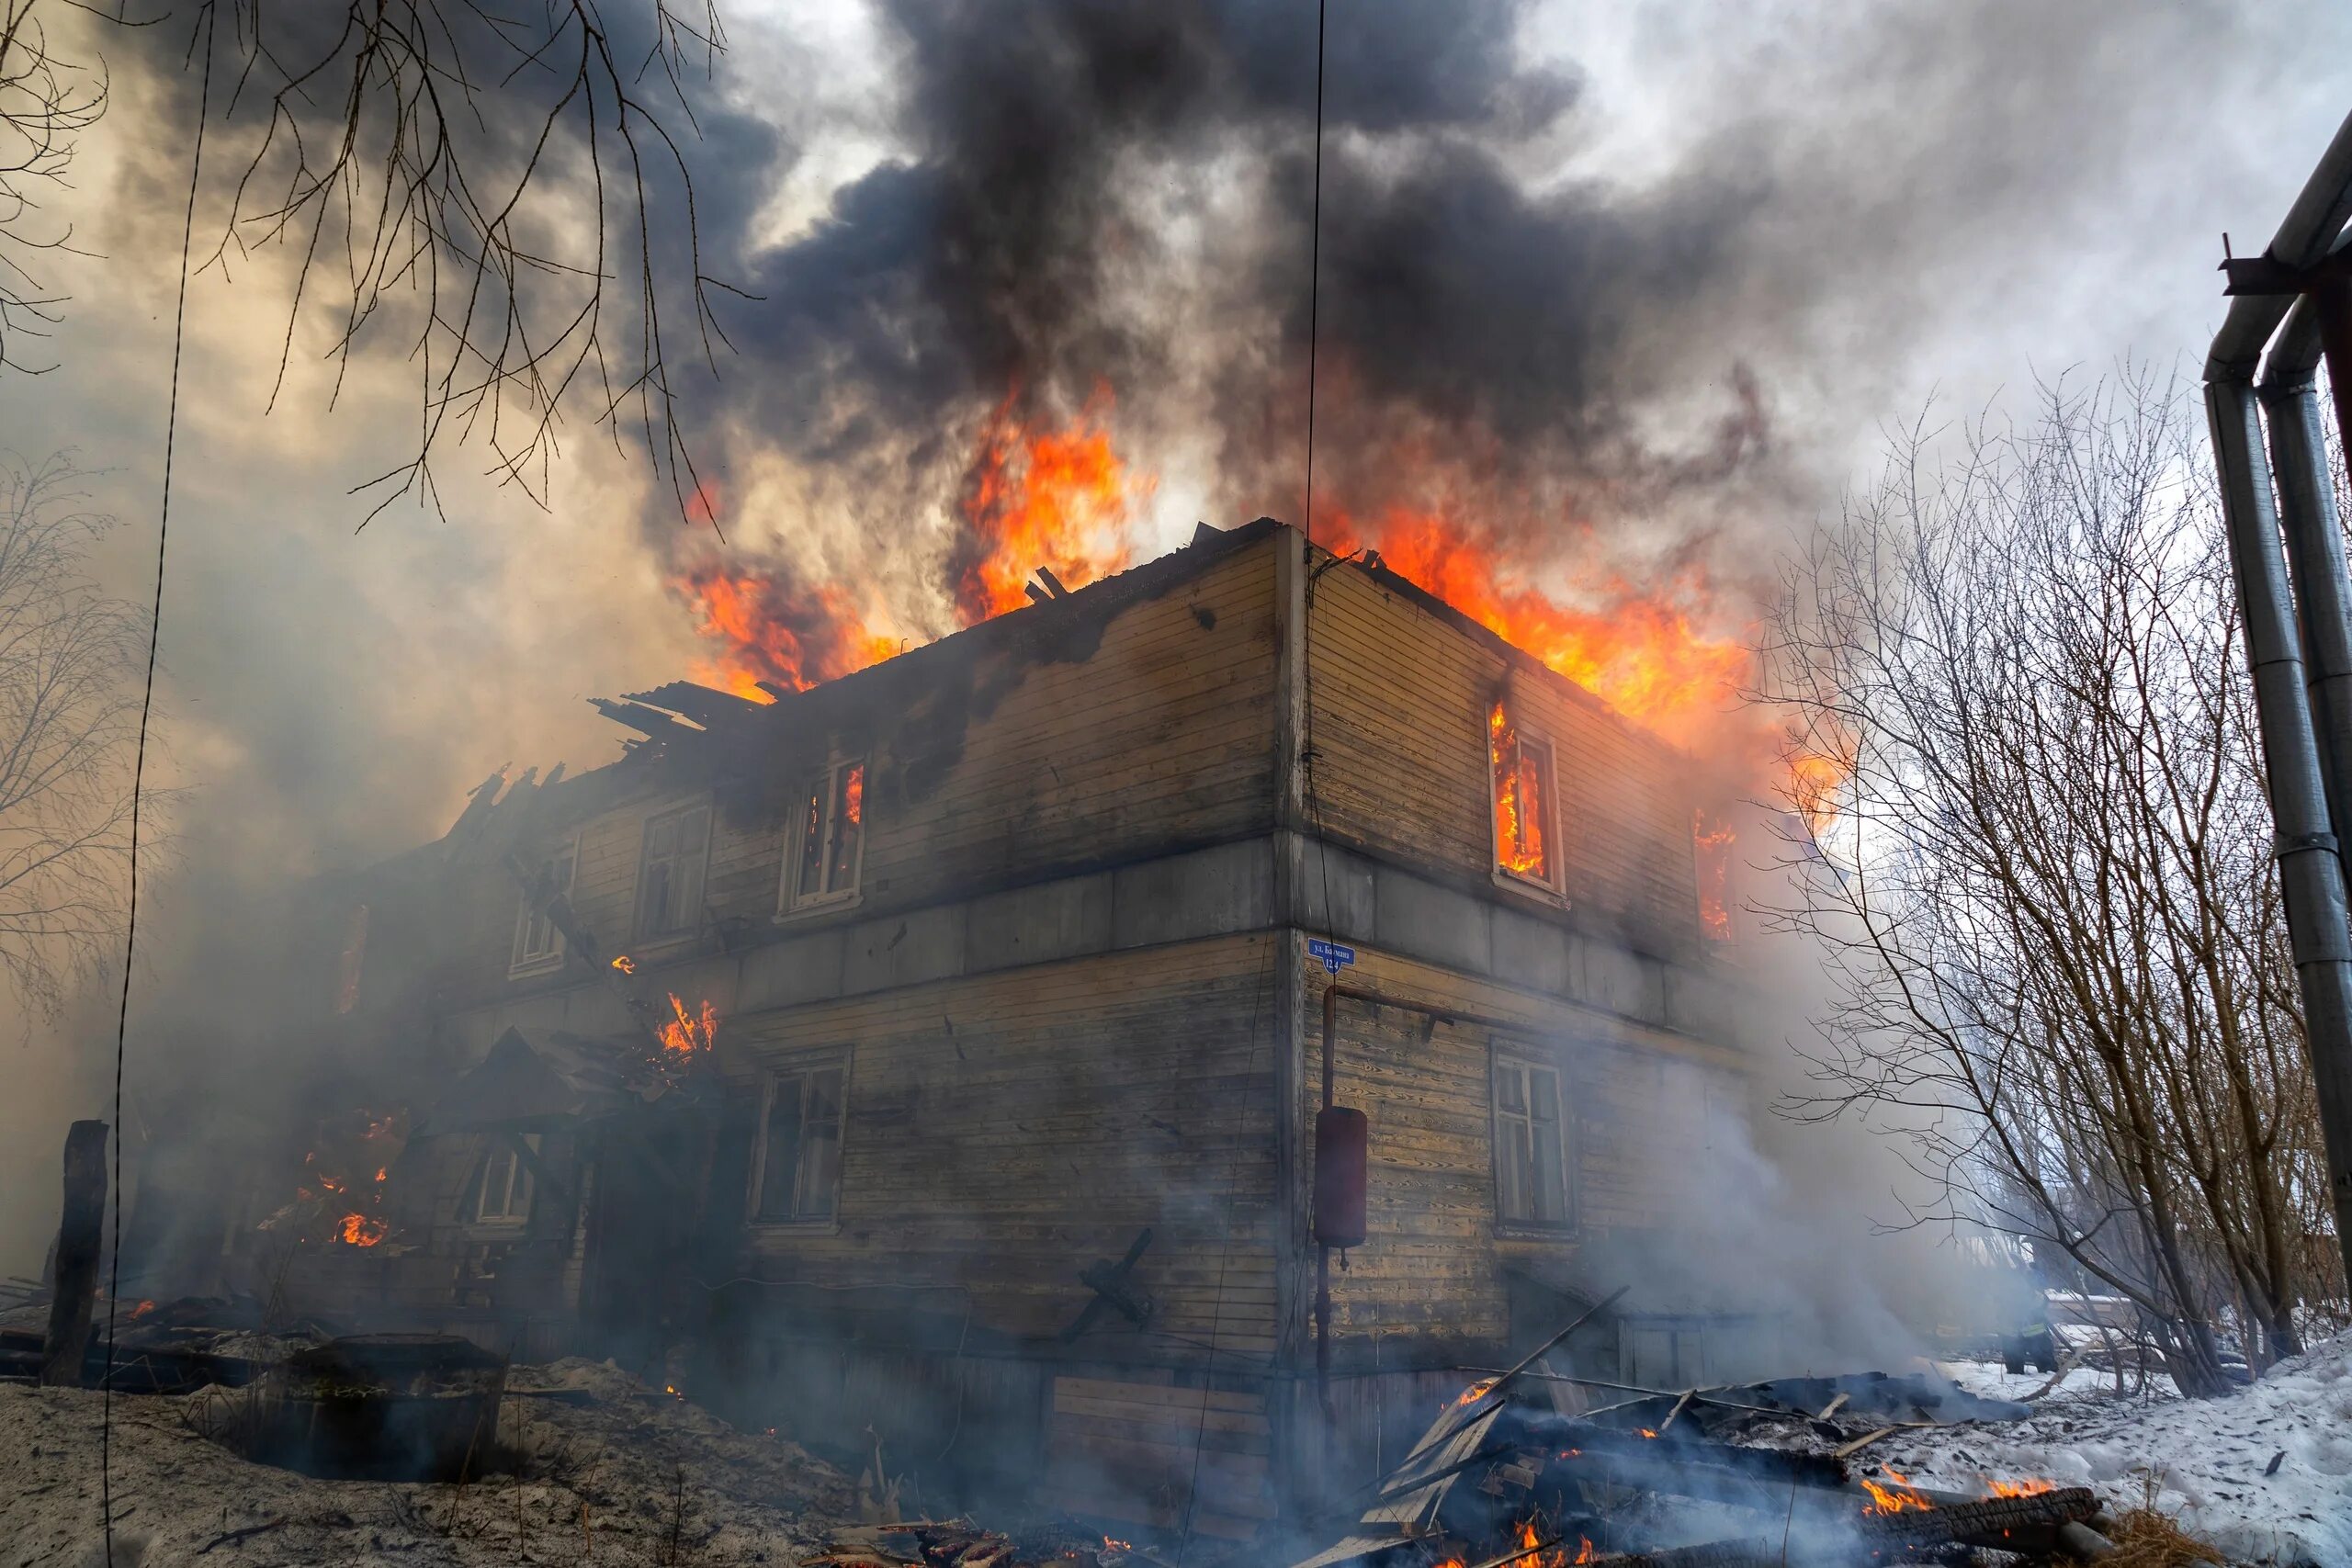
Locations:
40;1120;108;1387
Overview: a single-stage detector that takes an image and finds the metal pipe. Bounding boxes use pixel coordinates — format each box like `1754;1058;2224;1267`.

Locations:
2205;377;2352;1276
2261;308;2352;834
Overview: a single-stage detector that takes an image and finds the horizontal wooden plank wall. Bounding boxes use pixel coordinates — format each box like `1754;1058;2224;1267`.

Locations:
1296;941;1747;1355
1043;1374;1276;1540
728;931;1285;1364
1304;557;1703;951
433;537;1281;1001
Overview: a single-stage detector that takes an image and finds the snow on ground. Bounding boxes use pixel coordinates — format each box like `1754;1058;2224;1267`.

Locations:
0;1359;855;1567
1876;1333;2352;1568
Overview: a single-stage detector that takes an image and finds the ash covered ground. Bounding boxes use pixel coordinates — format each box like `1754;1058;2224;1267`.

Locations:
2;1359;858;1567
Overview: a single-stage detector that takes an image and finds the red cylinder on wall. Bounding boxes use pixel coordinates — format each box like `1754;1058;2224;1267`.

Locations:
1313;1105;1369;1249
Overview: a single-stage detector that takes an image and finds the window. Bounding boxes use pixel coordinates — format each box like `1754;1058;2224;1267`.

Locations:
783;758;866;912
753;1060;847;1224
475;1134;538;1224
1492;1053;1570;1228
1693;807;1736;942
634;804;711;941
1489;704;1558;890
333;905;369;1015
510;841;578;975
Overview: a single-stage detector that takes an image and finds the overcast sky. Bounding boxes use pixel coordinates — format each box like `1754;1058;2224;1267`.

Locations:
3;0;2350;1266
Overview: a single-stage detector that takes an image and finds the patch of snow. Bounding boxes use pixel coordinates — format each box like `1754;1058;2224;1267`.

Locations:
1890;1333;2352;1568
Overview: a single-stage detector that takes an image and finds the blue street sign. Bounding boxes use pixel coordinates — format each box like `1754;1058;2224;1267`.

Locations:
1307;939;1356;975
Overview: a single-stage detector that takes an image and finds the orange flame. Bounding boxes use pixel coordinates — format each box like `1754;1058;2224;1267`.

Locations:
1693;807;1736;941
1986;1478;2054;1498
1455;1377;1498;1407
287;1108;402;1248
128;1299;156;1321
1490;703;1552;882
612;954;637;975
659;993;718;1056
1860;1470;1935;1515
1334;508;1750;748
673;567;899;702
956;387;1152;622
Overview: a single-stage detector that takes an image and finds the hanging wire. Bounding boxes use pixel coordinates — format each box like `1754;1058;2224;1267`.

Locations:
101;9;213;1564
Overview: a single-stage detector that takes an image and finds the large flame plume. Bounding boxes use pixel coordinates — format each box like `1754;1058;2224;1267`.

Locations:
955;386;1150;620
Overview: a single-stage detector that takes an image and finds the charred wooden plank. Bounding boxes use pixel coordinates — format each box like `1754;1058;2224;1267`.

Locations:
1858;1487;2100;1551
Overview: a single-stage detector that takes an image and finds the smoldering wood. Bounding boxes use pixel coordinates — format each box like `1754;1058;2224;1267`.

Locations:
40;1119;107;1387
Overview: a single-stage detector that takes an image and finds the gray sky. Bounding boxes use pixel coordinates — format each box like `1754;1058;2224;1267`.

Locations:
3;0;2350;1268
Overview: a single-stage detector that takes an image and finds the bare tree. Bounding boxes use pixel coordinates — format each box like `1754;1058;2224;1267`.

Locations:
6;2;739;523
1760;371;2343;1397
0;0;107;374
0;452;150;1018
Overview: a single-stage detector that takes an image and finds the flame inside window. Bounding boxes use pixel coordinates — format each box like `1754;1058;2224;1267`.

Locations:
1490;705;1553;885
1693;807;1736;942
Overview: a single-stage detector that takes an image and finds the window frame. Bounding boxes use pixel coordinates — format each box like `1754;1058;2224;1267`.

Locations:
748;1053;852;1230
1487;704;1566;899
508;837;580;977
777;755;868;917
632;800;714;944
473;1134;539;1227
1489;1044;1574;1234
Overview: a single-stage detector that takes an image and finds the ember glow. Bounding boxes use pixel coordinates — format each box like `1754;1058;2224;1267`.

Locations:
276;1108;405;1248
1456;1376;1498;1407
956;388;1150;621
659;993;719;1056
611;954;636;975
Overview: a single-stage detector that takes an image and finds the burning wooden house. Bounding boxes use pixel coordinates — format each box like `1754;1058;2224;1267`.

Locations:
186;517;1774;1538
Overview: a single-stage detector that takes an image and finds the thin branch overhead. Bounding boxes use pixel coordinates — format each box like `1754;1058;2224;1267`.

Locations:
185;0;741;525
0;0;108;375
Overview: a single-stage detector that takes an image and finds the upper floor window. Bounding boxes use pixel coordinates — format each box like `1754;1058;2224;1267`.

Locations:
752;1057;848;1224
635;804;711;941
1489;704;1559;891
1492;1051;1570;1229
475;1134;538;1224
784;758;865;912
510;841;577;975
1693;807;1736;943
333;904;369;1015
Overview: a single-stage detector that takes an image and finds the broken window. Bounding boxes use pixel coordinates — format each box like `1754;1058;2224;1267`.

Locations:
634;803;710;941
1492;1053;1569;1228
510;841;577;975
784;758;865;911
754;1060;847;1224
1489;704;1557;889
1693;807;1736;942
475;1134;538;1224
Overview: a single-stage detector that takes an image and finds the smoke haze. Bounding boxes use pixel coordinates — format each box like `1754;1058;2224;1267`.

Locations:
1;0;2347;1327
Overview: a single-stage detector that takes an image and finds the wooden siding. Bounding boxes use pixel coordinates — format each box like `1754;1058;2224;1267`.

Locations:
1304;557;1704;949
433;536;1280;1001
1295;939;1746;1353
727;932;1284;1364
1044;1375;1276;1540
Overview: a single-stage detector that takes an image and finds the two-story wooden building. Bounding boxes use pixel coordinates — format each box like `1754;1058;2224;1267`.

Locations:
249;517;1766;1539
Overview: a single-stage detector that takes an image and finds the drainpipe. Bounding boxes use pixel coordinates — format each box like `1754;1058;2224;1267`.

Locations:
2204;107;2352;1282
2260;286;2352;833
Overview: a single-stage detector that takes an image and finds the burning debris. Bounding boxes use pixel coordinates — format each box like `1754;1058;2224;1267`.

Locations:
1288;1330;2145;1568
257;1108;408;1250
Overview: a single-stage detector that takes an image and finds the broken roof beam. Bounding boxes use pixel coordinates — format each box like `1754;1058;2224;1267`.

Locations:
619;681;768;730
589;696;705;739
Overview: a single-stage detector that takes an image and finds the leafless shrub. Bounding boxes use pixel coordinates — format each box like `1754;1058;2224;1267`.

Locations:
0;451;154;1018
0;0;107;374
1758;369;2344;1396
